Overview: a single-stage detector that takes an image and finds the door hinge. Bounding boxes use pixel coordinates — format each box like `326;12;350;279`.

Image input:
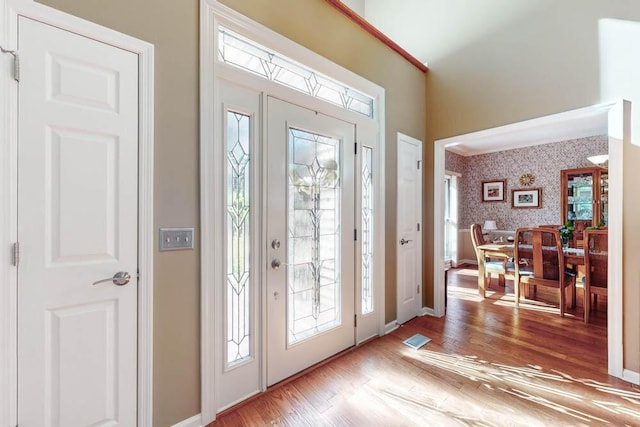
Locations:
354;228;357;241
0;46;19;82
354;142;358;155
12;242;19;266
354;314;357;327
137;269;140;280
417;223;420;231
417;160;421;170
417;285;420;294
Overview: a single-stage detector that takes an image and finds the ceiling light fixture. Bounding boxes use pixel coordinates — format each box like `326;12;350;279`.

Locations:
587;154;608;167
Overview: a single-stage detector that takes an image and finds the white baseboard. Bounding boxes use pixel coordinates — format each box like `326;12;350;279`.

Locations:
420;306;436;317
458;259;477;266
172;413;202;427
384;321;398;335
623;369;640;385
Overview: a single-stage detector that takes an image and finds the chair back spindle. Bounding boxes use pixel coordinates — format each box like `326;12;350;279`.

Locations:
584;229;608;323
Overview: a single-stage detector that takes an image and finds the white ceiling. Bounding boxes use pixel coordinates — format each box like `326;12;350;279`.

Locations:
440;105;609;156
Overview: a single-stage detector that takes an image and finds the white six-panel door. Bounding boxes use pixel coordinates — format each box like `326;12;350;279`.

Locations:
396;133;423;325
17;16;139;426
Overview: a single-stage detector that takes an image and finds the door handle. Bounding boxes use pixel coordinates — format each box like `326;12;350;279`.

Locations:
400;238;412;245
92;271;131;286
271;258;292;270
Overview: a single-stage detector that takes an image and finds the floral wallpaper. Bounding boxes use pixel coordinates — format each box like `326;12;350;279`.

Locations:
445;150;465;175
446;135;608;231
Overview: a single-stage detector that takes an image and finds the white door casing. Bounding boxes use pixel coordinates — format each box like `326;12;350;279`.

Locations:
0;1;154;425
200;3;386;422
17;17;139;426
266;96;355;386
396;133;423;325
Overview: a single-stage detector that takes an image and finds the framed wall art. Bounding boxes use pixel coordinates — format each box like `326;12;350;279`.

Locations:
481;179;506;202
512;188;542;209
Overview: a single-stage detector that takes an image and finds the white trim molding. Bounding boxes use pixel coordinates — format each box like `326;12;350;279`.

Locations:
605;100;626;380
200;1;386;424
384;321;399;335
0;1;154;426
199;1;217;423
420;307;436;317
433;101;627;382
172;413;203;427
622;369;640;386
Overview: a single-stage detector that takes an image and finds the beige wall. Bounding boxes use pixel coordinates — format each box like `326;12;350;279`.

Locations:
423;1;640;372
35;0;426;424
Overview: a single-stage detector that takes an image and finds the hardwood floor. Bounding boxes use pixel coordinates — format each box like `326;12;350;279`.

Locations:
209;267;638;426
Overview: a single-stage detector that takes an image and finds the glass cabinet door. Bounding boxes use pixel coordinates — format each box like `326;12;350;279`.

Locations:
566;172;593;222
599;172;608;226
561;167;608;228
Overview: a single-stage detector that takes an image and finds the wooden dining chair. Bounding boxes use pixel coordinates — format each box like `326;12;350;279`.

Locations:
538;224;563;247
470;223;511;289
514;227;576;317
584;229;608;323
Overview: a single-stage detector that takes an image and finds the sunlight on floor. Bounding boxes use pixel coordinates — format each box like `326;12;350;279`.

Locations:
453;268;480;277
395;348;640;425
449;278;581;316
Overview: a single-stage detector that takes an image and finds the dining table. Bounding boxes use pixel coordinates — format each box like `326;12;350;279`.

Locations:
476;243;585;298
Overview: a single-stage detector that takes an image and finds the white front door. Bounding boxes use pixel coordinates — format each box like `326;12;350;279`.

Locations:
396;133;423;325
17;17;139;426
266;97;355;386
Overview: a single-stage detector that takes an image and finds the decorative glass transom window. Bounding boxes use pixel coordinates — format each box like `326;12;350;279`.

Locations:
218;27;374;118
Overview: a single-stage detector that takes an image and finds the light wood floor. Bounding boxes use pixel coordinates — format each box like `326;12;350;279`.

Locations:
210;267;639;426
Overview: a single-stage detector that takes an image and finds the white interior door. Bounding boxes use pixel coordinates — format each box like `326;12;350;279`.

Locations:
396;133;423;325
17;17;139;426
266;97;355;386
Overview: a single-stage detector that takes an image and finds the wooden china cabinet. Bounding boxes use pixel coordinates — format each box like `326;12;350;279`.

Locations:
560;167;608;245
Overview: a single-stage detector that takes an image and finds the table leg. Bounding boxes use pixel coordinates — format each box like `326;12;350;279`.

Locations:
478;256;486;298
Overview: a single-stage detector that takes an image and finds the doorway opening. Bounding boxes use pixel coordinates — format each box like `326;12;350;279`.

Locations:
432;102;626;381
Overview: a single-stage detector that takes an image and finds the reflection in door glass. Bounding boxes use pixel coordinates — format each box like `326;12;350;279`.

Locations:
288;128;341;344
361;146;374;314
226;111;251;366
567;174;593;221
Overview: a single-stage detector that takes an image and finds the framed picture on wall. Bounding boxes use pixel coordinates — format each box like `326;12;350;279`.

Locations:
481;179;506;202
512;188;542;208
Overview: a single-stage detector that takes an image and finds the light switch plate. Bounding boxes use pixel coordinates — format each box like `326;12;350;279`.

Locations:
159;228;195;251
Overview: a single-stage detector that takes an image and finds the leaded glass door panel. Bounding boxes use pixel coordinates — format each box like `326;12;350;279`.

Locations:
266;97;355;386
216;81;261;412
